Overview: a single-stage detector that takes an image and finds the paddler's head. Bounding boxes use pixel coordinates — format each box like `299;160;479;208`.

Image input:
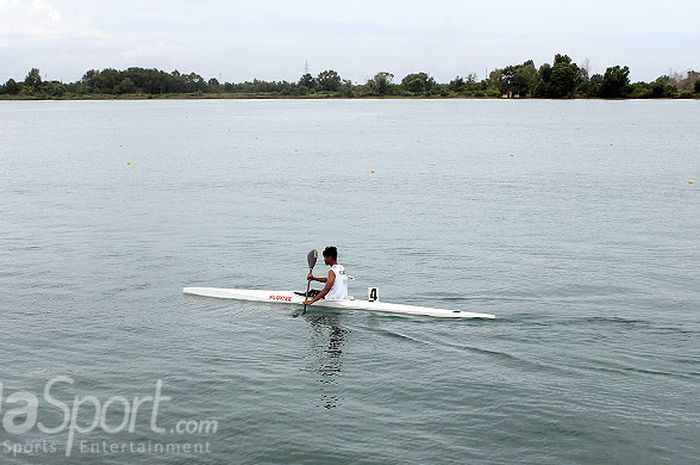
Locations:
322;246;338;265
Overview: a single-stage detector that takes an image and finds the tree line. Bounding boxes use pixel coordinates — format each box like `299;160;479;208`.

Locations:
2;55;699;99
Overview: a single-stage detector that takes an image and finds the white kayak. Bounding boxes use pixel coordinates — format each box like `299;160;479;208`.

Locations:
183;287;495;319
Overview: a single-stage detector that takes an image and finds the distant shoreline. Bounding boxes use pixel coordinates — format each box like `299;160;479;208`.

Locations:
0;93;696;101
3;57;699;100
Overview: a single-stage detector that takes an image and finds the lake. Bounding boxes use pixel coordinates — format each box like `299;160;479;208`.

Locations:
0;99;698;464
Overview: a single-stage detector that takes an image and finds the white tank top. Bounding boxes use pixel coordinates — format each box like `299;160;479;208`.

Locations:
325;264;349;301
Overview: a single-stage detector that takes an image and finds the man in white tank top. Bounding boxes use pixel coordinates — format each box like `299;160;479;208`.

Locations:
303;246;349;305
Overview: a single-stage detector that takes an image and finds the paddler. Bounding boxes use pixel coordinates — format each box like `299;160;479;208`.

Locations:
303;246;349;305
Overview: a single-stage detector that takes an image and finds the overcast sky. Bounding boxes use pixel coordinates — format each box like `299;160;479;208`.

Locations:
1;0;698;84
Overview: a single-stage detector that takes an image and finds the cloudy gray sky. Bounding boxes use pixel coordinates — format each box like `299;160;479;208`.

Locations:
1;0;698;84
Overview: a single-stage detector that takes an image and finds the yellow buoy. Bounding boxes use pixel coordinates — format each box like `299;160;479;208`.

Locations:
127;161;132;166
370;168;376;174
689;179;695;185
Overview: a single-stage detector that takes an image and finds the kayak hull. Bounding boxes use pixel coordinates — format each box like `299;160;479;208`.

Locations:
183;287;495;319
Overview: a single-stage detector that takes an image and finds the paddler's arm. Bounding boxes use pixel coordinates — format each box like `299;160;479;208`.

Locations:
303;270;335;305
307;272;327;283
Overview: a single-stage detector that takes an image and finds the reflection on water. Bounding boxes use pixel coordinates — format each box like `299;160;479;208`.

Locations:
304;314;349;409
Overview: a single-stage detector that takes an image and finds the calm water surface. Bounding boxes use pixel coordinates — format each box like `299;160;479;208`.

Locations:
0;99;699;464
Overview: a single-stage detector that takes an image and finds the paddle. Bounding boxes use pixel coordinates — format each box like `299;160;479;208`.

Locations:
299;249;318;317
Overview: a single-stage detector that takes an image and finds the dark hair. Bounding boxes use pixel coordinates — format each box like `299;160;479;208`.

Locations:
322;246;338;260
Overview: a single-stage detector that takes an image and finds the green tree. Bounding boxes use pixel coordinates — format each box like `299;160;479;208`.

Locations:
207;78;221;92
549;54;579;98
298;73;316;92
534;55;580;98
401;72;435;94
694;79;700;94
24;68;43;92
599;65;630;98
461;73;480;94
115;77;137;94
648;76;676;98
368;72;394;95
44;81;66;97
82;68;120;94
512;60;538;96
533;63;551;97
488;68;503;91
496;60;538;96
4;79;22;95
494;67;513;95
576;73;602;97
448;76;465;92
316;70;342;92
183;72;206;93
628;82;651;98
340;79;354;97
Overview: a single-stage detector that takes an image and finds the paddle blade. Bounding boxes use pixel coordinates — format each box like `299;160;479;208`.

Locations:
307;249;318;269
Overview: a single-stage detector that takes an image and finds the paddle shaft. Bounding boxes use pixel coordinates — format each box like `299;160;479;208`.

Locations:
303;267;313;312
301;249;318;315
